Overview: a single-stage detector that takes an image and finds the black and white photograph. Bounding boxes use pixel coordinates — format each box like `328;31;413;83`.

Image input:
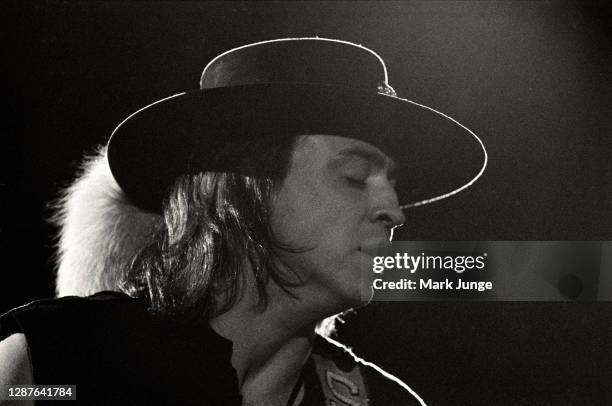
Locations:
1;1;611;405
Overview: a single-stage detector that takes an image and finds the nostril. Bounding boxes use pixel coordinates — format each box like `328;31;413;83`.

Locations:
377;213;394;225
371;202;405;227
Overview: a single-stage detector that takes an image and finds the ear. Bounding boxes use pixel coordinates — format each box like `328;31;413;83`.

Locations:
52;146;162;297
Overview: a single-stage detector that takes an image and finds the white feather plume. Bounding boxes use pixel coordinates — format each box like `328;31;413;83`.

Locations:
53;147;162;297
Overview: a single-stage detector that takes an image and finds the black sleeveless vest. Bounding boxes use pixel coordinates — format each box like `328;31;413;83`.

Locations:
1;292;421;405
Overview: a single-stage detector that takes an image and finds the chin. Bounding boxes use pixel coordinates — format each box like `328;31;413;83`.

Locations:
337;285;373;311
355;287;375;308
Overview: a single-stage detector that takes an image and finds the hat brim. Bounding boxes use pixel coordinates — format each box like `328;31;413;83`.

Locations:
108;83;487;212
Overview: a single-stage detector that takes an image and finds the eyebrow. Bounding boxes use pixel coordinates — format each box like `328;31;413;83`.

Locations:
336;146;398;178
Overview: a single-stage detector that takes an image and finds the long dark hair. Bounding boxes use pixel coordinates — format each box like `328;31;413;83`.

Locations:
120;136;302;321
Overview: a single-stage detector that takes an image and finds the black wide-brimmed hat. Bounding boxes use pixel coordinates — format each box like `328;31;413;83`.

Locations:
108;38;487;213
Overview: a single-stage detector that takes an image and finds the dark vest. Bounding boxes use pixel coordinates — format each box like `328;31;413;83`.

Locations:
0;292;421;405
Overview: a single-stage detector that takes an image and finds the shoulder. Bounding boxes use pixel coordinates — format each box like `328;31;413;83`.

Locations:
313;335;426;406
0;293;161;403
0;291;142;336
0;291;149;351
0;292;150;384
0;293;238;404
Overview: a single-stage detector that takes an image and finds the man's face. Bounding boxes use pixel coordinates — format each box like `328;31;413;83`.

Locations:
270;135;405;310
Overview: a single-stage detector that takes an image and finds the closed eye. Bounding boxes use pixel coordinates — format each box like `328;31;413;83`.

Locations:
345;176;368;187
330;145;397;190
339;158;371;186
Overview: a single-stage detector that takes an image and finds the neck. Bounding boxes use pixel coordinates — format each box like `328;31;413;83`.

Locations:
209;275;333;405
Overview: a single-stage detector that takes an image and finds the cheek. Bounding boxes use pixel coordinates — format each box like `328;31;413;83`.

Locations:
270;186;367;293
272;193;352;249
271;171;369;261
271;178;327;242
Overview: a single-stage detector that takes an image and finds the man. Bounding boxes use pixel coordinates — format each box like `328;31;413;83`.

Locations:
0;38;485;405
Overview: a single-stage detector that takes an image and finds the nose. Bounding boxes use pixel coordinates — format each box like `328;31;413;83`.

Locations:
369;185;406;228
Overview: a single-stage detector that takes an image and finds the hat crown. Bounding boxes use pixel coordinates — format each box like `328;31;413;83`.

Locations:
200;38;396;95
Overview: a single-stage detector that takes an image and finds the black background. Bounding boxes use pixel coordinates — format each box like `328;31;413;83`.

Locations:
3;1;611;404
